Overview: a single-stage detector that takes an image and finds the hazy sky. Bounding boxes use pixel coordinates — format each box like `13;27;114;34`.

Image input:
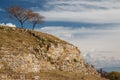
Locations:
0;0;120;68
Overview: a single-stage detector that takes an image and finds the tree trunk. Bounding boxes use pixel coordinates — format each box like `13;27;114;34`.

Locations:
20;22;24;28
32;24;36;30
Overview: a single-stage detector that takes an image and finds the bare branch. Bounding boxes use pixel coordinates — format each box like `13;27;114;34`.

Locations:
7;6;29;28
28;12;44;30
7;6;44;29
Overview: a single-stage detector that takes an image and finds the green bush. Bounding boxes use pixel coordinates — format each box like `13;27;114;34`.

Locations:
73;58;77;62
106;71;120;80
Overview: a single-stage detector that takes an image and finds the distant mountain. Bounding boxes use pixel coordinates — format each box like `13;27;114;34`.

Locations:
102;67;120;72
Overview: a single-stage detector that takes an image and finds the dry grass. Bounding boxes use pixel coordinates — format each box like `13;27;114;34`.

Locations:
0;26;107;80
0;70;106;80
0;25;67;49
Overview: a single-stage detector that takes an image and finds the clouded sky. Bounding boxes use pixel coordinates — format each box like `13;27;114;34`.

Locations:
0;0;120;68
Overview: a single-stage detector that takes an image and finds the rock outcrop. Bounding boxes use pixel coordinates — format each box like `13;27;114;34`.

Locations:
0;26;107;80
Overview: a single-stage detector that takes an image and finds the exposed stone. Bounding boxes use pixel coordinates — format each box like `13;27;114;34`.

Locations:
0;26;107;80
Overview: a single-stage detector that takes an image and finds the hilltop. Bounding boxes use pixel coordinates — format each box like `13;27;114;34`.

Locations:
0;26;107;80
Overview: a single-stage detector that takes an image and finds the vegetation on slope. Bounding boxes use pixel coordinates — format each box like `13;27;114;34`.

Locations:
0;26;107;80
97;69;120;80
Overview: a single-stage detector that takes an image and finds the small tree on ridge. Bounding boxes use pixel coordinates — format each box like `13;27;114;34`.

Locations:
28;12;44;30
7;6;44;29
7;6;35;28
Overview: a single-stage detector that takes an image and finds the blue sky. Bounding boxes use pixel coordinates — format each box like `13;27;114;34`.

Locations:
0;0;120;68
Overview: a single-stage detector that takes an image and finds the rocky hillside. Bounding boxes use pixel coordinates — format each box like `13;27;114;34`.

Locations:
0;26;107;80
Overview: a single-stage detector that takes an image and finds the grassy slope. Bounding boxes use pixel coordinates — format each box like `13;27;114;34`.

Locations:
0;26;107;80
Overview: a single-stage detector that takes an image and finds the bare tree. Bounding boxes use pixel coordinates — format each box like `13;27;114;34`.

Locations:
7;6;33;28
7;6;44;29
28;13;44;30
